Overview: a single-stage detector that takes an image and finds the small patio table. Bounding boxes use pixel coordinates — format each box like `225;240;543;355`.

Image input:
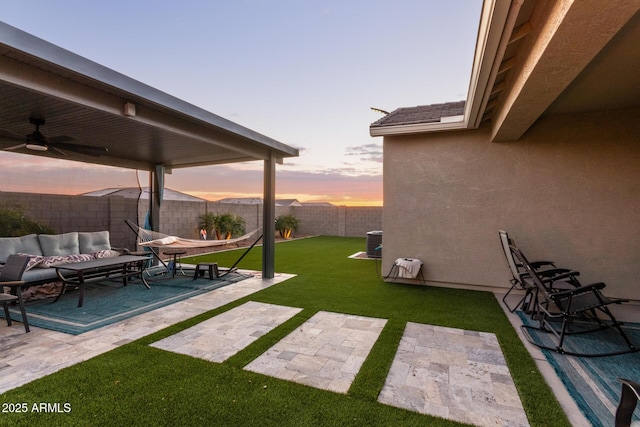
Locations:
55;255;152;307
163;249;187;278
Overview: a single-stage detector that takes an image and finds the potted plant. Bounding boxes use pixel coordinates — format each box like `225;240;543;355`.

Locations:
275;214;299;239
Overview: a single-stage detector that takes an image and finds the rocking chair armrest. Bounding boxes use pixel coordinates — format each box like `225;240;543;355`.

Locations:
530;260;556;268
552;282;606;299
537;268;579;279
544;271;581;286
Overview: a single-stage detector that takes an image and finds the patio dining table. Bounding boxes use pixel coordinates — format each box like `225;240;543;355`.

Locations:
55;255;152;307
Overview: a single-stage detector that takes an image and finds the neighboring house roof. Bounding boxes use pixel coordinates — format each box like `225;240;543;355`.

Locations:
369;1;640;140
82;187;206;202
217;198;302;206
218;198;264;205
300;202;335;207
371;101;465;128
276;199;303;207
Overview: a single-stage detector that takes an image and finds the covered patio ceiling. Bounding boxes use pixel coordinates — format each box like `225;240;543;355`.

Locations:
0;21;299;280
0;21;298;170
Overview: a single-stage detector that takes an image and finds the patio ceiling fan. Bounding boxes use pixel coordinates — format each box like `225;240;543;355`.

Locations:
0;117;108;157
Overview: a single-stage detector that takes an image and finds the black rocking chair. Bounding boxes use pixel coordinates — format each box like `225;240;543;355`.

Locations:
498;230;580;314
512;246;637;357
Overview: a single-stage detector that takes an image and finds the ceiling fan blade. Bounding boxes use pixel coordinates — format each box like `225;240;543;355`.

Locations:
0;128;26;141
47;145;67;156
48;135;74;144
2;143;27;151
50;142;108;157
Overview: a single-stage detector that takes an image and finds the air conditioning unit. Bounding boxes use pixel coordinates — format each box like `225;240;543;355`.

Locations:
366;231;382;258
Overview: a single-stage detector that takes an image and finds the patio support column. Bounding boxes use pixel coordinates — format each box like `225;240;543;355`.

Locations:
149;164;165;232
262;152;276;279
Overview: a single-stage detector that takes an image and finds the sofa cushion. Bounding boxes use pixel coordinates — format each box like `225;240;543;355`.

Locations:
93;249;121;259
38;232;79;256
21;267;60;284
78;231;111;254
39;253;95;268
0;234;43;263
17;253;45;271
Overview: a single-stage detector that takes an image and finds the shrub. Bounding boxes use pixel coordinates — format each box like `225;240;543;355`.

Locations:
198;212;246;240
0;204;55;237
217;213;246;239
275;214;299;239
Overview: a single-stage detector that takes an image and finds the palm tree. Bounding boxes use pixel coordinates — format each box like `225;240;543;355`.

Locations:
215;213;246;239
227;214;246;239
275;214;299;239
199;212;246;240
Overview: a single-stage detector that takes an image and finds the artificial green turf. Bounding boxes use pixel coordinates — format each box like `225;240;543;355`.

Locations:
0;236;569;426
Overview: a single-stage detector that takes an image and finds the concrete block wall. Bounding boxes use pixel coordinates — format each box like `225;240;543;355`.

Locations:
344;207;383;237
207;202;264;233
0;192;138;250
1;192;383;247
160;200;206;239
292;205;341;236
292;205;382;237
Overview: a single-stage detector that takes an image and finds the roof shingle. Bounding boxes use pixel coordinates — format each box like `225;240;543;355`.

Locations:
371;101;465;128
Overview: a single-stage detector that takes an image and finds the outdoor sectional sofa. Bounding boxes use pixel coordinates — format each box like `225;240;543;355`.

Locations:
0;231;125;287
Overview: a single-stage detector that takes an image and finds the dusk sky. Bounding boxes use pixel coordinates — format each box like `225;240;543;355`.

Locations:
1;1;482;206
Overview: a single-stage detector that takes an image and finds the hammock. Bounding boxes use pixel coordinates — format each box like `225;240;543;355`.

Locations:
125;219;263;277
125;219;261;248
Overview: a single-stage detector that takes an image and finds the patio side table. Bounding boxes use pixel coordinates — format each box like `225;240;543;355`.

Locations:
164;249;187;278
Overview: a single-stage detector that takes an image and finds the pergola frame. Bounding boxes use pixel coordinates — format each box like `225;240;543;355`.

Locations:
0;21;298;279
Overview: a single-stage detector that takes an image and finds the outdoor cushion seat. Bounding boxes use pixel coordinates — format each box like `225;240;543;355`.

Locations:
0;234;43;261
20;267;60;284
0;231;126;290
38;232;80;256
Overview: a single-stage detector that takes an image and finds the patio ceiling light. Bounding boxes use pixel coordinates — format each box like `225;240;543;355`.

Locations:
25;142;48;151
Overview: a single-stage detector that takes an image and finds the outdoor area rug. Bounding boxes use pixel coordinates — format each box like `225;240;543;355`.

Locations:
2;270;249;335
518;312;640;427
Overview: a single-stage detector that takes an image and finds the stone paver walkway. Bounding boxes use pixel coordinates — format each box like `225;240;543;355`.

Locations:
0;272;294;394
151;301;302;362
245;311;387;394
378;322;529;427
2;277;532;427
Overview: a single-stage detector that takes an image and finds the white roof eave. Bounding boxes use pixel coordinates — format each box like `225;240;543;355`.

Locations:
369;119;467;137
369;0;514;138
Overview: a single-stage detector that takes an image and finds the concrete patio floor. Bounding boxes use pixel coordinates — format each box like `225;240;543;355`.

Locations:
0;270;294;393
1;272;637;426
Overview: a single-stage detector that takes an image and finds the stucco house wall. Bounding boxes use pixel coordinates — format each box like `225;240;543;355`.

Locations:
382;107;640;301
